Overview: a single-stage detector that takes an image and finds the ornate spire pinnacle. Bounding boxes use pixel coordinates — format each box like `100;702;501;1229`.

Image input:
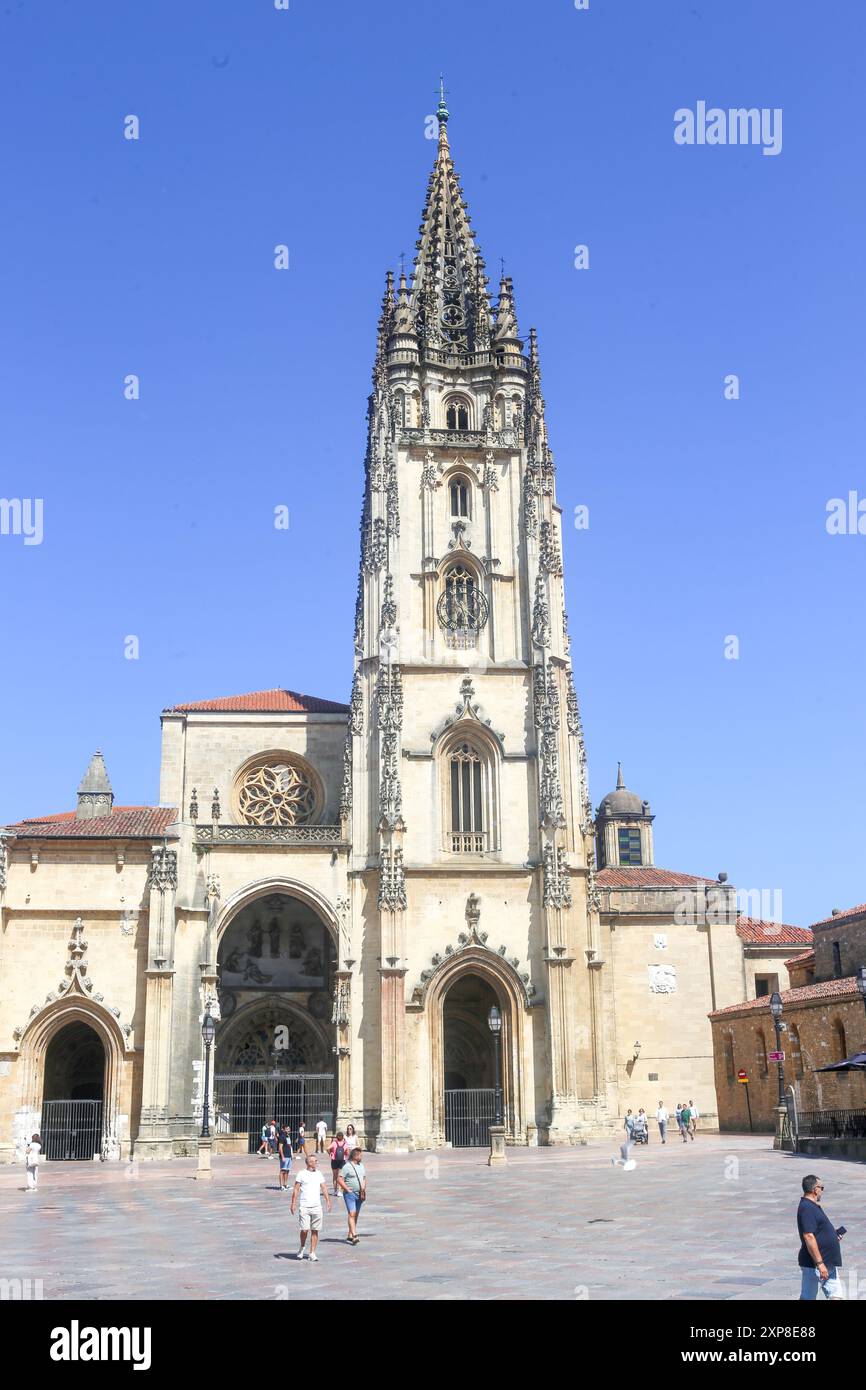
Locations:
76;750;114;820
493;273;521;348
409;87;492;356
616;761;625;789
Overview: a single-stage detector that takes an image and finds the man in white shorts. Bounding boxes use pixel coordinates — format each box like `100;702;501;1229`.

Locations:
315;1117;328;1154
290;1153;332;1261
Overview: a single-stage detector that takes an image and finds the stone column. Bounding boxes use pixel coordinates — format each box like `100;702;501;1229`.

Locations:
135;846;177;1159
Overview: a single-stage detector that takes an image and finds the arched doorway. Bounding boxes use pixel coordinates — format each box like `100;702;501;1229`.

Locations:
442;973;503;1147
214;892;337;1151
41;1021;105;1160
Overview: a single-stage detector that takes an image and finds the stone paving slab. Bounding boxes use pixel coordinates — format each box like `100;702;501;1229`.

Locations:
0;1135;863;1301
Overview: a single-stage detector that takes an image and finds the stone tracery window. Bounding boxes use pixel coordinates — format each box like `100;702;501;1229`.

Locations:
437;563;489;649
445;397;470;430
449;742;485;853
237;759;317;826
450;475;470;518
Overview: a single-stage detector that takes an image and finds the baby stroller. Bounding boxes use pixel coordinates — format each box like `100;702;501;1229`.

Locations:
631;1115;649;1144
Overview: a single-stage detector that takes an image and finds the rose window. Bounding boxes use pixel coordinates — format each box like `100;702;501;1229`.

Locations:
237;761;316;826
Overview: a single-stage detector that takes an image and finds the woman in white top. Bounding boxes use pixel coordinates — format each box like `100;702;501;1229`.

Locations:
25;1133;42;1191
344;1123;360;1153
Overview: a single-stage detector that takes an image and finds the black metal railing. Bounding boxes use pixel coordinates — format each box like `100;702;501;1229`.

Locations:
444;1088;502;1147
798;1107;866;1139
41;1099;103;1160
213;1072;335;1153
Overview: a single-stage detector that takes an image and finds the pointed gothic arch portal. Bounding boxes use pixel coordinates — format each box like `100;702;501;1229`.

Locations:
433;964;523;1147
214;891;338;1150
41;1021;106;1160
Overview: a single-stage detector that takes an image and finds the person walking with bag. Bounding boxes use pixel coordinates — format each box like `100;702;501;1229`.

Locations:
337;1148;367;1245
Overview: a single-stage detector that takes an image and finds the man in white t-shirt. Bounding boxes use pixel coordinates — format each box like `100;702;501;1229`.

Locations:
688;1100;699;1137
290;1154;332;1261
315;1118;327;1154
655;1102;668;1144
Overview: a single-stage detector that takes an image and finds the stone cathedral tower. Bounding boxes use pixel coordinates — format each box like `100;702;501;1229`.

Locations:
344;94;616;1147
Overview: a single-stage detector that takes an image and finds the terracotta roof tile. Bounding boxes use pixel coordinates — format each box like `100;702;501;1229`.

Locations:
169;688;349;714
785;949;815;970
597;866;717;887
710;975;861;1019
7;807;178;839
809;903;866;930
736;917;813;946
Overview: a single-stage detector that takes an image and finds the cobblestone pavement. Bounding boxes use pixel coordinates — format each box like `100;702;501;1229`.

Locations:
0;1135;863;1301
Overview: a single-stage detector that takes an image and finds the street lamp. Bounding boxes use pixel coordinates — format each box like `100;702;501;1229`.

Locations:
488;1004;503;1126
769;991;785;1108
201;1013;215;1139
856;967;866;1019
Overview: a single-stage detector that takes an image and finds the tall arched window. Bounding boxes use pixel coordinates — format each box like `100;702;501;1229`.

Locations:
449;475;470;518
789;1024;804;1080
833;1018;848;1063
724;1034;736;1082
449;742;485;853
445;399;470;430
437;563;489;649
756;1028;769;1078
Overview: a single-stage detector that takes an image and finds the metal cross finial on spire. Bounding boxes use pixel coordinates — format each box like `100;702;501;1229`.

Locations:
399;250;406;277
437;73;449;125
500;256;506;281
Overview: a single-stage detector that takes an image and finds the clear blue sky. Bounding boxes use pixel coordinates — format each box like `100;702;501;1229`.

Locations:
1;1;863;927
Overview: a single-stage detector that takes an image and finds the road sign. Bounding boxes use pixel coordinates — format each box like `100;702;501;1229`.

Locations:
737;1069;748;1083
768;1050;785;1063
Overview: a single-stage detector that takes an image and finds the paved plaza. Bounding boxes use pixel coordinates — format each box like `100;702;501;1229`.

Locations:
1;1134;863;1301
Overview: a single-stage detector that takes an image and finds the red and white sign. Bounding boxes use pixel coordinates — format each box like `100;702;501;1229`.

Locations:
737;1069;749;1083
768;1050;785;1062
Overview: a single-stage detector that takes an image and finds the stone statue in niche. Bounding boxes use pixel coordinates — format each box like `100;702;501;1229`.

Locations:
648;963;677;995
303;947;323;978
268;918;280;958
247;920;263;957
289;924;304;959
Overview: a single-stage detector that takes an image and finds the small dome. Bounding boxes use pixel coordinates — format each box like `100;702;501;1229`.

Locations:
598;763;648;818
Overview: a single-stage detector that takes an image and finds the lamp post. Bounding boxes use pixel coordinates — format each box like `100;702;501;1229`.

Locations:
488;1005;503;1125
487;1004;506;1167
769;991;787;1151
201;1012;215;1137
769;992;785;1107
856;967;866;1020
196;1012;216;1180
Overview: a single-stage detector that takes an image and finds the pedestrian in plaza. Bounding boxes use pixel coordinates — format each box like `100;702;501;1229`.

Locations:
257;1123;270;1157
337;1147;367;1245
268;1119;278;1158
623;1109;635;1143
797;1174;846;1300
680;1102;693;1141
290;1153;332;1261
24;1132;42;1192
688;1100;699;1137
278;1124;293;1191
655;1101;668;1144
345;1122;360;1153
329;1131;350;1193
674;1102;684;1137
315;1117;328;1153
294;1121;306;1157
637;1107;650;1142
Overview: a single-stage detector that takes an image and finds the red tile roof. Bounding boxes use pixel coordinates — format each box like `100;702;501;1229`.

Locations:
785;949;815;970
710;975;861;1019
169;688;349;714
736;917;813;947
7;807;178;839
809;903;866;930
597;866;717;887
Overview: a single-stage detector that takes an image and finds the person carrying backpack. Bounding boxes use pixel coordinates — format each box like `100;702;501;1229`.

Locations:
328;1131;349;1194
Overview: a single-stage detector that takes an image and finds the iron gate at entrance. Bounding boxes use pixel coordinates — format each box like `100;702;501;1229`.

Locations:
41;1100;104;1160
214;1073;335;1153
444;1088;499;1147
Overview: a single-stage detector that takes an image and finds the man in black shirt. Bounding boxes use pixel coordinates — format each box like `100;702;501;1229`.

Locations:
797;1174;845;1299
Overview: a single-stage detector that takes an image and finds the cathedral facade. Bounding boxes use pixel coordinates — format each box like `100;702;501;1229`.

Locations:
0;102;780;1161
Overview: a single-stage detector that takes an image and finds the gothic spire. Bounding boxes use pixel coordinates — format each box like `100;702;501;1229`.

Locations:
493;273;521;349
409;93;493;355
616;762;625;790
